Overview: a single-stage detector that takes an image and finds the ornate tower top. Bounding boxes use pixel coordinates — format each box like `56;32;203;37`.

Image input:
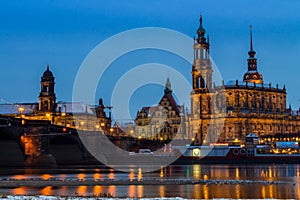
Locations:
42;65;54;80
164;77;172;95
196;15;209;46
243;25;263;84
38;65;56;112
192;15;212;90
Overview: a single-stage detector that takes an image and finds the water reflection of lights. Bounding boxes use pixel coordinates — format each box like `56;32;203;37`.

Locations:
193;165;200;179
138;168;143;181
235;168;239;178
41;174;52;180
93;173;101;180
12;175;26;180
76;186;87;196
159;185;165;197
137;185;143;198
12;187;26;195
193;184;201;199
128;185;136;197
40;186;52;196
77;173;85;181
108;172;115;180
108;185;116;197
93;185;103;196
129;170;135;181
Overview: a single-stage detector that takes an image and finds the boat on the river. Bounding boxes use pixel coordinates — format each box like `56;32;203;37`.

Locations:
174;133;300;164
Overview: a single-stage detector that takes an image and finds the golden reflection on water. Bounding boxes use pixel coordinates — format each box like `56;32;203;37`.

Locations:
261;186;266;199
235;184;240;199
41;174;52;180
159;185;165;197
108;172;114;180
138;168;143;181
40;186;52;196
295;182;300;199
193;164;200;179
76;186;87;196
202;184;208;199
93;173;101;180
193;184;200;199
108;185;116;196
12;175;26;180
235;168;239;178
93;185;103;196
12;187;26;195
128;185;136;197
137;185;143;198
77;173;85;180
129;170;135;181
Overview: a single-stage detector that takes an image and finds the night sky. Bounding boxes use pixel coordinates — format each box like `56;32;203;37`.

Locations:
0;0;300;119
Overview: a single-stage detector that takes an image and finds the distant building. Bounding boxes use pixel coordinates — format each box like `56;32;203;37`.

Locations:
189;16;300;144
0;66;111;132
135;78;185;140
38;65;56;113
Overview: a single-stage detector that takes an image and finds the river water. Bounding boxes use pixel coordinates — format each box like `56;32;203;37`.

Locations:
0;164;300;199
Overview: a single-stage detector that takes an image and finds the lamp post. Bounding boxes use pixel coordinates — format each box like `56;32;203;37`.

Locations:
19;106;24;119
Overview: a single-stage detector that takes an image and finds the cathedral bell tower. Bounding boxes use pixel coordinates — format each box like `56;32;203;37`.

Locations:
243;25;263;84
192;15;212;91
38;65;56;112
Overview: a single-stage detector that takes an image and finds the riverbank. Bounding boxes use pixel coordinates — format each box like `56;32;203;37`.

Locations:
0;178;294;188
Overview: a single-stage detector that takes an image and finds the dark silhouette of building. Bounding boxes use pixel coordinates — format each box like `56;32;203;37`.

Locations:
38;65;56;112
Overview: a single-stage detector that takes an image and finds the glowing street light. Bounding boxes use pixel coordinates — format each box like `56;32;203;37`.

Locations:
19;106;24;118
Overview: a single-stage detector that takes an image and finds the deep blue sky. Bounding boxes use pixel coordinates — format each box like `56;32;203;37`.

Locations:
1;0;300;117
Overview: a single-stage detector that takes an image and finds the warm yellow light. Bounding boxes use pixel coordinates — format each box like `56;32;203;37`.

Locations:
130;130;134;134
110;128;114;132
46;113;50;117
80;121;84;125
192;148;200;156
160;137;163;141
19;107;24;112
61;113;66;117
192;138;195;142
138;136;142;140
100;123;105;127
95;125;100;129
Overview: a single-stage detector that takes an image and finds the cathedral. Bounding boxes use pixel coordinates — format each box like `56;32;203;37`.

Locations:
189;16;300;144
135;78;184;140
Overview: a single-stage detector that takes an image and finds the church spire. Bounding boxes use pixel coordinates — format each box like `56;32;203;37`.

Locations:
197;15;207;44
243;25;263;84
248;25;256;58
164;77;172;95
250;25;253;51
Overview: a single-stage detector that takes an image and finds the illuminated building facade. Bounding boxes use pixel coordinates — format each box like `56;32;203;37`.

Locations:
0;66;112;132
189;16;300;144
135;78;185;140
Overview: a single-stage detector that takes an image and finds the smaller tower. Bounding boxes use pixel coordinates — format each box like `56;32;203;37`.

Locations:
38;65;56;112
243;25;263;84
192;15;212;90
